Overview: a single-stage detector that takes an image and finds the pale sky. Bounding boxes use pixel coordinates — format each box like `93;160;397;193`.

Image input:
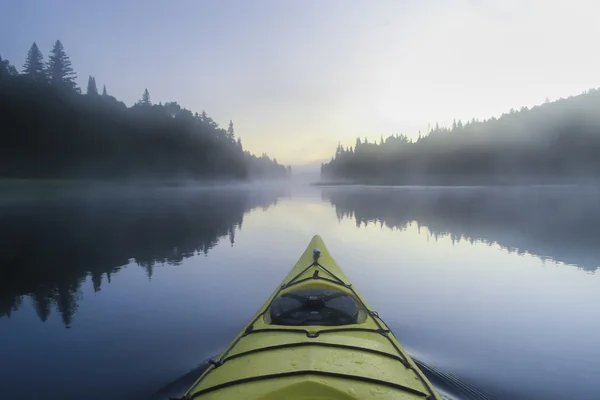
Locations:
2;0;599;164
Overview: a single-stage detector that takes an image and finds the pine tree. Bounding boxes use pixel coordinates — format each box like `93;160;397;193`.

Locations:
47;40;77;89
23;42;46;82
227;120;235;142
102;85;107;96
229;228;235;247
141;88;151;106
0;55;17;78
164;101;181;117
0;55;18;77
86;76;98;95
200;110;218;128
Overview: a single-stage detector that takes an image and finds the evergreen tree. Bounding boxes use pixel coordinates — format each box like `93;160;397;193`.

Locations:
91;271;102;292
355;137;361;151
102;84;107;96
47;40;77;89
141;88;151;106
86;76;98;95
227;120;235;142
199;110;218;128
164;101;181;117
31;291;52;322
0;55;18;77
22;42;46;82
229;227;235;247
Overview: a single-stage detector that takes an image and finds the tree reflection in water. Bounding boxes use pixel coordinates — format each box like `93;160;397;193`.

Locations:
0;187;283;325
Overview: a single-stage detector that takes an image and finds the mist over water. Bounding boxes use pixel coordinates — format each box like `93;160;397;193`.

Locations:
0;183;599;400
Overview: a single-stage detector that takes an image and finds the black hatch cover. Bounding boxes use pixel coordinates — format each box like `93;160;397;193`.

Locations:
270;288;359;326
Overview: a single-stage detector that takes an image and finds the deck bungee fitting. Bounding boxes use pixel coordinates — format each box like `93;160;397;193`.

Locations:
182;235;442;399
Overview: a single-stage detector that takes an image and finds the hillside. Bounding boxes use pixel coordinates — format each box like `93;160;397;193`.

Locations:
321;89;600;184
0;43;287;181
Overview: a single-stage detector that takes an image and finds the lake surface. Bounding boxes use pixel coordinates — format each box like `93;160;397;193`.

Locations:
1;183;599;400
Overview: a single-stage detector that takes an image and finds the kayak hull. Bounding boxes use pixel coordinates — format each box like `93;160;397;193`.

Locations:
184;235;441;400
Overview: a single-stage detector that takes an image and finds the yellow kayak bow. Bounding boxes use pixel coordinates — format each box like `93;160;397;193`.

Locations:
183;235;442;399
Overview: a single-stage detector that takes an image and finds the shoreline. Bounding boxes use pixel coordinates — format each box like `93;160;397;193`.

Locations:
312;176;600;187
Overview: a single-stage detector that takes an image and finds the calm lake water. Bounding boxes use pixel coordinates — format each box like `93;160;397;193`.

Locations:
1;183;599;400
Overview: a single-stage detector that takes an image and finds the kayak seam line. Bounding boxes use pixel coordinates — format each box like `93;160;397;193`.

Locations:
187;370;430;399
220;341;407;365
244;327;394;340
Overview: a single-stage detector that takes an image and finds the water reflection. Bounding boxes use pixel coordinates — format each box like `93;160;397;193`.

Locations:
0;187;283;326
322;185;600;271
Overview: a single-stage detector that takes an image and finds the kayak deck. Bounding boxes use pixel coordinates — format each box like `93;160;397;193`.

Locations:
183;235;441;399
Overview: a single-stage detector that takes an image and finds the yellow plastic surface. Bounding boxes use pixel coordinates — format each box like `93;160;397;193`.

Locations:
184;235;442;399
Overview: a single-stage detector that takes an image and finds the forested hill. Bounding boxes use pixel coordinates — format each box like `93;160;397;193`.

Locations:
321;89;600;184
0;41;289;180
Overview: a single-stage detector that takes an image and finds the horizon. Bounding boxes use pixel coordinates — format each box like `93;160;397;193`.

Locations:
3;0;600;164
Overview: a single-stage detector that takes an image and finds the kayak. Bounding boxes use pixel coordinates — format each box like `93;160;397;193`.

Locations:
182;235;442;399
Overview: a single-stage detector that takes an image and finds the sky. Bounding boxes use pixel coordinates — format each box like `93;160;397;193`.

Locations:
2;0;600;165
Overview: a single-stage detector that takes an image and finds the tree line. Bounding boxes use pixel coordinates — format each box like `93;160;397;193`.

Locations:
321;89;600;184
0;41;289;180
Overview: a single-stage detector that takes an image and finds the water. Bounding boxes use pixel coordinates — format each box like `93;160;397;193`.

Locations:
0;184;599;400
